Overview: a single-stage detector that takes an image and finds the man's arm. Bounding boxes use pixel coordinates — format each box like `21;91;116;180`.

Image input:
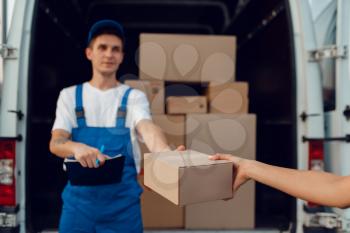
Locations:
136;119;171;152
49;129;78;158
210;154;350;208
49;129;106;168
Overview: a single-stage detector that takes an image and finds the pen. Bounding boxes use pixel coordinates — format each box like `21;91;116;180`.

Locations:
96;145;105;166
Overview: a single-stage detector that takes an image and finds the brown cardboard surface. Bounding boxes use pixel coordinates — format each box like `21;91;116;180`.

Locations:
185;113;256;229
138;176;184;228
139;34;236;83
207;82;249;114
144;150;233;205
124;80;164;114
186;114;256;160
167;96;207;114
185;180;255;229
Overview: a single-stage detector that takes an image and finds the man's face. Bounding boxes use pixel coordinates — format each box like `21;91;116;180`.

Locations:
85;34;124;76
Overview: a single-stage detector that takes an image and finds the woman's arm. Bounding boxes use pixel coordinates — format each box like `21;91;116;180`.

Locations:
210;154;350;208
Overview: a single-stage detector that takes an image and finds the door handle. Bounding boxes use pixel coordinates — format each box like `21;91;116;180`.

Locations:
302;135;350;143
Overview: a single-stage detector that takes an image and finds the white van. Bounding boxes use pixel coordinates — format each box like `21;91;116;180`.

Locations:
0;0;349;232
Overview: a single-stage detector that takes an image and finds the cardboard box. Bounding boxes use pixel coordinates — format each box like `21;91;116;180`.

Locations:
207;82;249;114
167;96;207;114
185;180;255;229
186;114;256;160
144;150;233;206
138;175;184;229
124;80;164;114
138;115;185;228
185;114;256;229
139;34;236;83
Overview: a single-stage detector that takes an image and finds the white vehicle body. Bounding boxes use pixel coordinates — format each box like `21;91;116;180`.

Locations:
0;0;349;232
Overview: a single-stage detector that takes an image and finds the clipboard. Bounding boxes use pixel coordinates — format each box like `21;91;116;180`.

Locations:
64;154;125;186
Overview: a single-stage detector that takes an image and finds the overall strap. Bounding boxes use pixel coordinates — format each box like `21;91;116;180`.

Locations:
75;84;87;127
116;88;133;128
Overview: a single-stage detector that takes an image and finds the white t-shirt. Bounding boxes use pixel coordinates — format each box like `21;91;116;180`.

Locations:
52;82;152;172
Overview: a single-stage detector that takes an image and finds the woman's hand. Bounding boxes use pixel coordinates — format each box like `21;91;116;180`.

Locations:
209;153;251;192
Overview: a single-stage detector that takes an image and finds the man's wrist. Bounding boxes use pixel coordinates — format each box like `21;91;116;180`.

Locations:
157;145;171;152
68;141;81;157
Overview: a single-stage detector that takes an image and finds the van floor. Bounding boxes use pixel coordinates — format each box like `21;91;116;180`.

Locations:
41;231;280;233
27;0;295;232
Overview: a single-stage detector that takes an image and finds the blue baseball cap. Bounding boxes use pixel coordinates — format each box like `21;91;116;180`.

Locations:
87;19;125;46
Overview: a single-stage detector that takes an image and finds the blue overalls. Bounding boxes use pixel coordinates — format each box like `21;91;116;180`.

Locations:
59;84;143;233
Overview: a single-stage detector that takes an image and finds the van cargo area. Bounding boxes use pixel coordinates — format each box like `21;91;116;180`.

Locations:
26;0;295;231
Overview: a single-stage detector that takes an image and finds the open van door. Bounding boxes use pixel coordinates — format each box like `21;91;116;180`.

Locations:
0;0;25;136
328;0;350;227
295;0;350;232
289;0;327;232
0;1;35;232
319;0;350;231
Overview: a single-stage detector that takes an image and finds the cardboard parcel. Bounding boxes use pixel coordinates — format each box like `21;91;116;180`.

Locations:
167;96;207;114
207;82;249;114
185;114;256;229
124;80;164;114
144;150;233;206
138;176;184;228
139;33;236;83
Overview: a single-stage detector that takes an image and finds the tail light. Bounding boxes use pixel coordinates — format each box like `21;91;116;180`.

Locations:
0;140;16;206
308;140;324;171
307;140;324;208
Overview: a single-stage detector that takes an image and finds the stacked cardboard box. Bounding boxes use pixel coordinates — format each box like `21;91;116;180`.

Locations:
138;175;184;228
124;80;164;114
167;96;207;114
207;82;249;114
139;34;236;83
185;114;256;229
126;33;256;229
137;115;185;228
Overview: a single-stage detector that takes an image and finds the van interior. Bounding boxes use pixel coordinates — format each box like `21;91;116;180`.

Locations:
26;0;295;231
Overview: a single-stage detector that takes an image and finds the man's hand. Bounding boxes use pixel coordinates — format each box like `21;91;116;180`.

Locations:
176;145;186;151
209;153;250;192
72;143;107;168
50;129;108;168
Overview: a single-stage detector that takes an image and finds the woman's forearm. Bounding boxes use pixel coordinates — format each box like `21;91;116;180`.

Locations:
245;160;350;208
